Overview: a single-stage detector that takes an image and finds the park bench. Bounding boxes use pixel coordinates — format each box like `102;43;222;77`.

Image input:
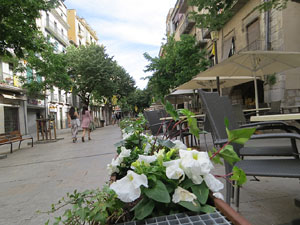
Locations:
0;131;33;154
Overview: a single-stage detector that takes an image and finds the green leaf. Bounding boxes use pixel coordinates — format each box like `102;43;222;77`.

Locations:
230;166;247;186
181;178;195;189
114;140;125;147
200;204;215;214
134;198;155;220
157;139;176;148
144;180;171;203
208;149;223;165
226;127;256;145
187;117;200;139
164;100;179;121
179;200;202;212
219;145;240;166
191;182;209;205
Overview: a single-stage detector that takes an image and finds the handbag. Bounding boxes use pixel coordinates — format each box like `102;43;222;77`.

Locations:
76;118;80;127
88;121;95;130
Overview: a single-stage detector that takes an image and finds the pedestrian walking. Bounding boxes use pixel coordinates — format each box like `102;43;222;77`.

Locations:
116;112;121;126
81;106;92;142
68;106;79;143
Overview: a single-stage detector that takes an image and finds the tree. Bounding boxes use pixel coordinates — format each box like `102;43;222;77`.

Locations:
144;35;209;99
190;0;290;31
66;44;116;106
119;89;152;114
0;0;59;58
18;40;71;98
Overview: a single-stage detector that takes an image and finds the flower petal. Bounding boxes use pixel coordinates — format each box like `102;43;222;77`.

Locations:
173;140;187;150
138;155;157;164
119;147;131;158
204;174;224;192
127;170;148;189
172;187;197;203
110;176;141;202
213;192;224;201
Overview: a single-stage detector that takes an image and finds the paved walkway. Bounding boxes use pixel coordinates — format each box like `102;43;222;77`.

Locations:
0;125;122;225
0;126;300;224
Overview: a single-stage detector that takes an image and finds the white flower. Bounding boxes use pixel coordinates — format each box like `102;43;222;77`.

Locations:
137;155;157;164
204;174;224;193
179;150;214;184
172;140;187;150
110;170;148;202
119;147;131;158
172;187;197;203
122;132;134;140
107;157;122;174
213;192;224;201
163;159;185;180
144;142;152;154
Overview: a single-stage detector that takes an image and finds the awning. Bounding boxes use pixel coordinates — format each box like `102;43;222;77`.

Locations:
1;94;26;101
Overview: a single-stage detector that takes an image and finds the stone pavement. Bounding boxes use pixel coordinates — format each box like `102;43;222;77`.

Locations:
0;126;300;225
0;125;122;225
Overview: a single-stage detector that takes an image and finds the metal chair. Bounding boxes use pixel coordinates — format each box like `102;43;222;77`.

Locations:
198;90;300;209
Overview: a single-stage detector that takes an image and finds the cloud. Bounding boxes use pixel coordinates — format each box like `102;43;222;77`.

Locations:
65;0;176;89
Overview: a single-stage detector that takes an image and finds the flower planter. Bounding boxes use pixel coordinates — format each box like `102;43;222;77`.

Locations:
110;175;250;225
116;197;251;225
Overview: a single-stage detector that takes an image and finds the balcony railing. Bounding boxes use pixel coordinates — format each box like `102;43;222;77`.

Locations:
59;94;64;103
66;96;72;105
195;30;208;48
45;20;69;46
51;93;58;102
179;15;195;35
239;40;264;53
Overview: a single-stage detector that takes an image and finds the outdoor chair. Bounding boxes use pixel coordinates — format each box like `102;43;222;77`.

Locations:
232;104;247;125
144;110;164;136
266;100;282;115
198;90;300;209
224;99;300;159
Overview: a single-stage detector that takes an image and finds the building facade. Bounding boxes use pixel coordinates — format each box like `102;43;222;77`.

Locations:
167;0;300;110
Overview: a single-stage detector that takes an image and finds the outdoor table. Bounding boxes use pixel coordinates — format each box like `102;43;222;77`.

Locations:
159;114;205;121
243;107;270;113
250;113;300;122
281;105;300;114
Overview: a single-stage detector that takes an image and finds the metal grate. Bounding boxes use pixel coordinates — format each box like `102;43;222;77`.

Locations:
117;211;232;225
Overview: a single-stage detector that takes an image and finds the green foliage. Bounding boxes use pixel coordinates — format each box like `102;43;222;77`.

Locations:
144;180;171;203
225;118;256;145
18;40;71;98
189;0;235;31
190;0;289;31
66;44;135;106
0;0;58;58
163;100;179;121
45;186;125;225
119;89;152;114
133;198;155;220
219;145;240;166
144;35;209;99
230;166;247;186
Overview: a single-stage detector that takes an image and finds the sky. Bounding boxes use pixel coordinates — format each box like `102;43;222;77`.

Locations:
64;0;177;90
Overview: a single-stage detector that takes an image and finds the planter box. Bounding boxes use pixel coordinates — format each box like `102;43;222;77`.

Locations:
116;197;251;225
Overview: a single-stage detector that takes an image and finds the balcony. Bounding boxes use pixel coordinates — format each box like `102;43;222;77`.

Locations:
179;14;196;35
195;30;208;48
50;93;58;102
50;9;69;30
66;96;72;105
58;94;64;104
45;20;69;46
239;40;264;53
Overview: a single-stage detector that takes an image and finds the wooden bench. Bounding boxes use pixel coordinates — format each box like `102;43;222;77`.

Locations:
0;131;33;154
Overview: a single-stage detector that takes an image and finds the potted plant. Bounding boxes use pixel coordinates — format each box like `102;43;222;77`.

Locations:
45;102;254;225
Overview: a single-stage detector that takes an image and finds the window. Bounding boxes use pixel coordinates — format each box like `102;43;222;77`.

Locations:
246;19;260;50
26;67;33;83
54;21;57;31
79;40;81;46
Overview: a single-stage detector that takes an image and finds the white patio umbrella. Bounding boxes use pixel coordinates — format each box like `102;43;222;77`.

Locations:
191;51;300;114
175;76;254;90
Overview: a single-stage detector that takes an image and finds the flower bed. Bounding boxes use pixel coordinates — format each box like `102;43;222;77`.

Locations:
46;104;255;225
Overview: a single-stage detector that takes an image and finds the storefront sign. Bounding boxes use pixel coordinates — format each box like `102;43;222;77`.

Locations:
49;105;57;112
